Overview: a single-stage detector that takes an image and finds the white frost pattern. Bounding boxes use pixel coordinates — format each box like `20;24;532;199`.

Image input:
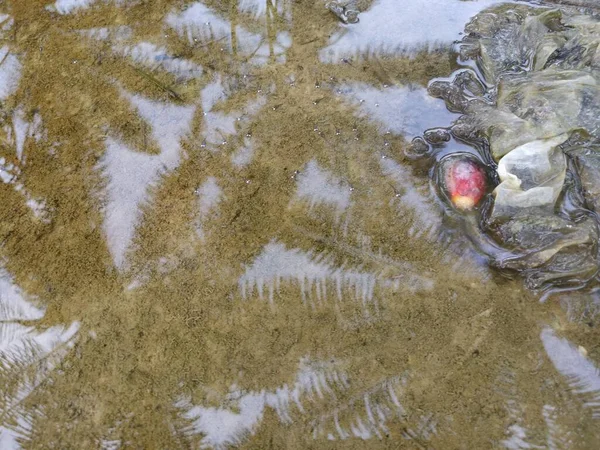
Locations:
48;0;130;15
502;424;544;449
100;438;122;450
199;77;266;148
166;3;261;50
239;241;432;306
494;370;544;449
541;328;600;418
80;27;201;78
379;157;442;241
79;26;133;42
239;241;376;305
3;108;45;162
295;160;351;216
319;0;508;62
13;109;28;162
542;404;573;450
0;268;45;323
117;42;202;80
181;365;421;448
337;83;457;138
200;77;238;147
49;0;97;14
178;357;350;449
100;94;195;268
238;0;288;20
0;268;80;448
0;46;21;101
231;137;254;168
166;2;290;65
0;155;50;222
195;177;223;240
311;375;415;441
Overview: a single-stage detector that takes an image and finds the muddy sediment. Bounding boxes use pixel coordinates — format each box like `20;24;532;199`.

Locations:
0;0;599;448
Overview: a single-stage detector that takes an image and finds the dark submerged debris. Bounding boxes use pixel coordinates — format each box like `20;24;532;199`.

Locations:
326;1;360;24
404;137;431;160
423;128;451;146
418;4;600;293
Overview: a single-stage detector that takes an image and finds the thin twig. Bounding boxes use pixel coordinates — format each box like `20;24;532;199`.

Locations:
128;63;184;102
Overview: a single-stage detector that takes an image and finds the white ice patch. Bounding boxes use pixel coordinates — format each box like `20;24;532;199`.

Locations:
231;137;254;168
320;0;511;62
0;46;21;100
49;0;130;15
239;240;432;306
0;428;20;450
502;424;543;449
182;392;265;449
250;31;291;66
200;77;237;146
8;108;45;162
200;77;266;147
0;157;17;184
295;160;351;216
49;0;97;14
100;94;195;268
79;26;133;42
542;404;573;450
13;109;28;161
166;2;289;65
197;177;223;217
117;42;203;80
166;3;259;48
195;177;223;240
541;327;600;418
312;375;411;441
239;241;376;305
178;357;349;449
0;268;80;448
100;439;122;450
1;151;50;222
380;157;442;241
337;83;457;138
179;358;414;447
0;268;45;322
238;0;288;19
81;27;202;78
25;199;48;220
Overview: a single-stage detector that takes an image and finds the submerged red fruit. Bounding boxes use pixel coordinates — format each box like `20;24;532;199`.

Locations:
442;156;487;210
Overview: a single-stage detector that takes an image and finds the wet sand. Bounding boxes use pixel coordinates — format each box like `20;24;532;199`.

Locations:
0;0;599;448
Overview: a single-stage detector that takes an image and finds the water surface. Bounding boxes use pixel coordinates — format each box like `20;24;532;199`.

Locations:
0;0;599;448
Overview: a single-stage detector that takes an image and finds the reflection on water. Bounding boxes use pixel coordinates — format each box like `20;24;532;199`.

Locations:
0;268;79;449
118;42;203;81
178;357;351;448
239;240;433;307
167;2;290;65
319;0;513;62
49;0;97;15
100;95;195;268
294;159;351;217
337;83;457;138
0;45;21;100
541;328;600;419
195;176;223;241
0;0;599;448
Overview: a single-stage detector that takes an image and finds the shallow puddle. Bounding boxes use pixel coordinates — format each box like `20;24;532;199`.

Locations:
1;0;599;448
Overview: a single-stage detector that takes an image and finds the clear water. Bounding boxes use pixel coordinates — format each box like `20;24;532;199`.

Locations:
0;0;599;448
